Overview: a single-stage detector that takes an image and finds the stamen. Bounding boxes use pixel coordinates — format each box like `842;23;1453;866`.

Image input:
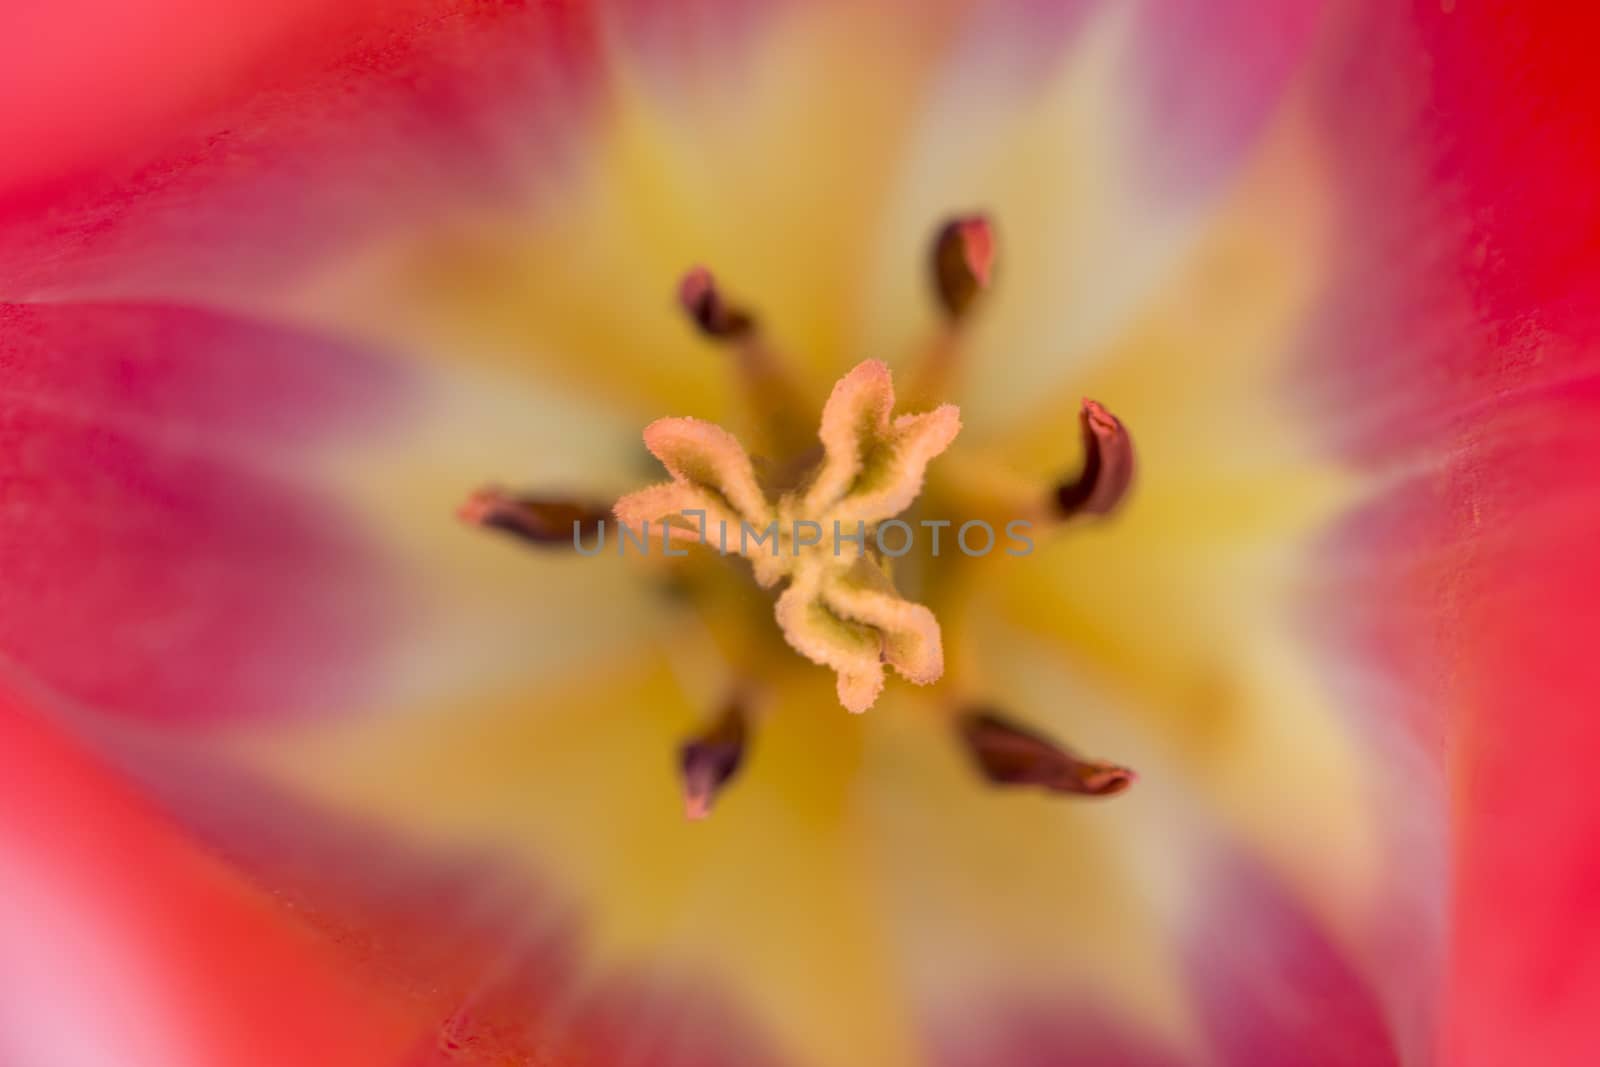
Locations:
931;215;997;321
458;487;610;548
679;697;749;821
958;709;1135;797
676;266;808;456
679;265;756;340
910;214;997;407
1054;399;1136;519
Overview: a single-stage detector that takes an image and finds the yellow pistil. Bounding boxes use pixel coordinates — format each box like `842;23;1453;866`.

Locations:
615;359;960;712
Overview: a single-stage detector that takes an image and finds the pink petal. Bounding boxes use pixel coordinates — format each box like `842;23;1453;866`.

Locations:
138;751;794;1067
928;854;1404;1067
1124;0;1325;203
934;999;1184;1067
1188;861;1404;1067
0;301;415;725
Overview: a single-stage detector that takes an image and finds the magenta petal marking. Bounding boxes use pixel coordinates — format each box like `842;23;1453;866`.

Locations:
0;301;416;725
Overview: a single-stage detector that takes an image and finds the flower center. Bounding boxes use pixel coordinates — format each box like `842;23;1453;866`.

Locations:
616;356;960;715
459;214;1140;818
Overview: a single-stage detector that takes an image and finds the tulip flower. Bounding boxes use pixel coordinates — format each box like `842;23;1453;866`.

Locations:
2;2;1599;1066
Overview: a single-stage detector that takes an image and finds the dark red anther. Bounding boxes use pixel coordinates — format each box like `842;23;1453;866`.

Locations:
931;215;997;321
680;698;750;821
959;709;1134;797
458;487;610;548
679;266;757;341
1055;399;1136;519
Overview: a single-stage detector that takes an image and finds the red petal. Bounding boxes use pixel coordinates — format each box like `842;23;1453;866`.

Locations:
0;690;416;1066
0;0;386;193
1445;490;1600;1067
1302;3;1600;452
1332;382;1600;1067
0;1;603;302
1305;5;1600;1061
